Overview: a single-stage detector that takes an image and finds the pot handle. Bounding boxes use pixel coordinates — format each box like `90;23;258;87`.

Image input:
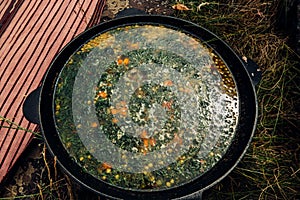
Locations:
241;56;262;86
23;87;41;124
116;8;147;18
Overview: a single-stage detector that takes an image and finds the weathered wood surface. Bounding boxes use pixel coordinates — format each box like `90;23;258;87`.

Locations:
0;0;105;183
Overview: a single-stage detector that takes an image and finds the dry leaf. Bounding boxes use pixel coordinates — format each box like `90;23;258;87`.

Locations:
172;3;191;11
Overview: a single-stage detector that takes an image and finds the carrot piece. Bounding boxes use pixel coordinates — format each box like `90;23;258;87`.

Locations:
120;110;127;116
117;58;123;65
119;101;127;106
102;162;112;170
163;80;173;86
91;122;98;128
112;118;118;123
143;138;149;148
149;138;156;146
173;134;183;145
162;101;172;109
123;58;130;65
110;108;118;115
98;91;108;98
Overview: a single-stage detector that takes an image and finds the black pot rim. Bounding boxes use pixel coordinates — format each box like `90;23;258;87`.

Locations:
37;15;258;200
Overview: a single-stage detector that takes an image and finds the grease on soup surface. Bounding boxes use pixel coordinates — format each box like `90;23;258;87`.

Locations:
54;25;239;190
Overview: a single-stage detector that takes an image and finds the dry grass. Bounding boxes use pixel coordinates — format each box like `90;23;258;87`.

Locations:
1;0;299;199
171;0;300;199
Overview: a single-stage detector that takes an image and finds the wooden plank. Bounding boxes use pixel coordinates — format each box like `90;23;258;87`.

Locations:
0;0;23;28
0;0;105;183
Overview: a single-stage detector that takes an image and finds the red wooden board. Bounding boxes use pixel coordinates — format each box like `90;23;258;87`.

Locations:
0;0;105;183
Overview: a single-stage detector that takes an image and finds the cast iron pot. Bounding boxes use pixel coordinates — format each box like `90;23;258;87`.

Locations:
23;15;261;199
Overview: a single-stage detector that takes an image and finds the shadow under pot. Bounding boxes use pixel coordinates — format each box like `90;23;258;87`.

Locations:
23;15;261;200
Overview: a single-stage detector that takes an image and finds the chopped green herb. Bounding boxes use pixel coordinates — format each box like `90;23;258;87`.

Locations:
54;25;239;190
